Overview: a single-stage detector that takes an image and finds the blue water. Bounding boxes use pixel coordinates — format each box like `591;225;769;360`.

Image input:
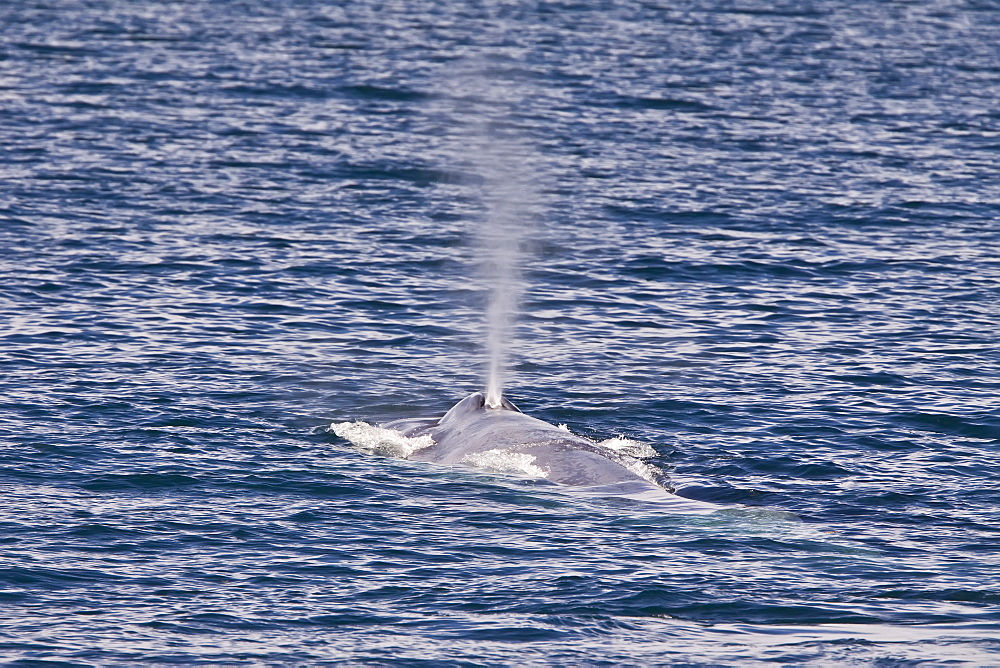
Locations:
2;0;1000;664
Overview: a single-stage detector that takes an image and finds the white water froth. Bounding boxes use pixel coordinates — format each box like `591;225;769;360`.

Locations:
330;421;433;458
461;449;547;478
597;436;658;459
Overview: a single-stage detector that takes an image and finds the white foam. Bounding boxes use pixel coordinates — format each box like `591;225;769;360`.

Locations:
597;436;657;459
462;449;547;478
330;421;434;458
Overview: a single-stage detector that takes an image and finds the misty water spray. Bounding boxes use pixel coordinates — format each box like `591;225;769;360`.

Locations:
444;56;536;408
477;135;527;408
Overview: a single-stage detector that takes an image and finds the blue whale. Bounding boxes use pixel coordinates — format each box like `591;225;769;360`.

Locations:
386;392;721;512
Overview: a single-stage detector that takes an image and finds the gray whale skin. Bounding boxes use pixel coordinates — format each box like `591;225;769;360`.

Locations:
386;392;721;512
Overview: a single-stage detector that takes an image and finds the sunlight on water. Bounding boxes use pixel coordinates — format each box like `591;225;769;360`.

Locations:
3;0;1000;663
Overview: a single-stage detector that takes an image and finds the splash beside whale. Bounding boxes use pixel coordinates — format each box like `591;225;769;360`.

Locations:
368;392;724;513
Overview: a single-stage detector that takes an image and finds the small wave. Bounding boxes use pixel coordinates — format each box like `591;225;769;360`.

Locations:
330;421;433;458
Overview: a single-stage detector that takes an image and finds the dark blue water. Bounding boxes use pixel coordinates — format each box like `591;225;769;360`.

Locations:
2;0;999;663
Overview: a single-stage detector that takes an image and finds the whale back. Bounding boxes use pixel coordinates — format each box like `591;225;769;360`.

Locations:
399;392;669;489
369;393;728;512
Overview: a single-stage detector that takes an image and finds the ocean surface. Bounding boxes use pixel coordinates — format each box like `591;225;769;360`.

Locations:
2;0;999;664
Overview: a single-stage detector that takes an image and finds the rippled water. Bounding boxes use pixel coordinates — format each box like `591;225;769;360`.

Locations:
2;0;999;664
